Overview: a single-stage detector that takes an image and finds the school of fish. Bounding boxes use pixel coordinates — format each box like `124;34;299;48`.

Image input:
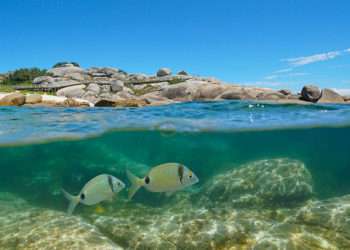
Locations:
62;162;199;214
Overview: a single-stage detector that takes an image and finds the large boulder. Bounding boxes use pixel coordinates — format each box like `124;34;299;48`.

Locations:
0;92;26;106
317;88;345;103
111;72;127;81
200;158;313;208
195;84;227;99
32;76;54;85
110;80;124;93
160;80;208;100
301;85;321;102
128;73;148;82
50;79;81;88
47;65;85;78
87;67;121;77
219;87;256;100
85;83;100;95
25;94;42;104
279;89;292;96
156;68;172;77
160;83;189;99
56;84;86;98
256;91;287;101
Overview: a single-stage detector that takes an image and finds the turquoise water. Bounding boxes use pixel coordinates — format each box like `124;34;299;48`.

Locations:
1;101;350;249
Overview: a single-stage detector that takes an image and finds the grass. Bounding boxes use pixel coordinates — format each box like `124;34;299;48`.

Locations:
132;85;159;96
168;77;186;85
0;84;15;92
0;83;52;95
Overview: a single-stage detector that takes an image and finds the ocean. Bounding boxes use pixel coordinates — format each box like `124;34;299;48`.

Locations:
0;101;350;249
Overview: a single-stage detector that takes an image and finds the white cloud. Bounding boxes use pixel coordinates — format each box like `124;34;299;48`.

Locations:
283;51;341;66
288;72;309;77
239;81;291;88
345;48;350;53
264;72;308;80
273;68;293;74
264;75;279;80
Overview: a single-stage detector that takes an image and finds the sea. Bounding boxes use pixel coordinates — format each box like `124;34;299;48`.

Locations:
0;101;349;249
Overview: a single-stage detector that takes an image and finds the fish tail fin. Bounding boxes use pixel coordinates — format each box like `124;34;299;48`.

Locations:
61;188;80;215
126;170;143;200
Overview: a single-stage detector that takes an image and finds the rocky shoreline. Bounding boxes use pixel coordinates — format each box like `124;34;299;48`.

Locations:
1;63;349;107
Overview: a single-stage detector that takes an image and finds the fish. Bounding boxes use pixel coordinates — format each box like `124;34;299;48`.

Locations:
126;162;199;199
62;174;125;215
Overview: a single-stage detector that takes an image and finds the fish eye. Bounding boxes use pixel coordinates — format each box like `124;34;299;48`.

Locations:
189;172;193;178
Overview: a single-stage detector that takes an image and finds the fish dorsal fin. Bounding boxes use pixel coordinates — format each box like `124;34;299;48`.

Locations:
178;164;184;184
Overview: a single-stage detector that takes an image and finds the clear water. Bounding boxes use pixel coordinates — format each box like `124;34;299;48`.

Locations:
0;101;350;249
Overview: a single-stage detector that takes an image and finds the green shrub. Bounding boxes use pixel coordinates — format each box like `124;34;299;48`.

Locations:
53;62;80;68
2;68;48;85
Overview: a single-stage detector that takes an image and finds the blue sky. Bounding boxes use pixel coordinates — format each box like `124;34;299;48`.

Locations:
0;0;349;92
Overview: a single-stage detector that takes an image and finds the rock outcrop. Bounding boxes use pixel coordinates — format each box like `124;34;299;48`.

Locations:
156;67;172;77
317;88;345;103
56;84;86;98
301;85;322;102
1;63;346;107
199;158;313;208
0;92;26;106
25;94;42;104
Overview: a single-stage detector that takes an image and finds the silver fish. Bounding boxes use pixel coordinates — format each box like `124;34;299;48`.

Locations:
127;162;199;199
62;174;125;214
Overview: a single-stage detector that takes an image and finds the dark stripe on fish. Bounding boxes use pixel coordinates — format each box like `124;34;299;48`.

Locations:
108;175;115;192
178;164;184;184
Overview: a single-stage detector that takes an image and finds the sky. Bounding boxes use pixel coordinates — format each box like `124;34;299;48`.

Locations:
0;0;350;92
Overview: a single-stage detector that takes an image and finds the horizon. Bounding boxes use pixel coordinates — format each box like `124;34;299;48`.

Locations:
1;0;349;92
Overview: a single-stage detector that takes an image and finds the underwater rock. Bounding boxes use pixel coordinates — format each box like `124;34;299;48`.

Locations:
252;194;350;249
292;195;350;246
0;192;122;249
200;158;313;208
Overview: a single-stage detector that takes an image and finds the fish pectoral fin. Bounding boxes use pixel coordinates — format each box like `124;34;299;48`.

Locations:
165;191;175;197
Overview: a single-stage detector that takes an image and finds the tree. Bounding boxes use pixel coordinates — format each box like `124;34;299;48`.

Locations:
1;68;48;85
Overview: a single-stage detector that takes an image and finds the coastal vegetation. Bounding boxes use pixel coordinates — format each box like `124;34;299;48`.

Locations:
0;67;48;85
53;62;80;68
